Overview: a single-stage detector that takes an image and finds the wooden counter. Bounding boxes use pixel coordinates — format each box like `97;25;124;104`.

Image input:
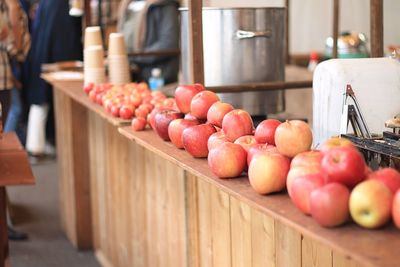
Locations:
45;74;400;267
0;132;35;267
116;127;400;267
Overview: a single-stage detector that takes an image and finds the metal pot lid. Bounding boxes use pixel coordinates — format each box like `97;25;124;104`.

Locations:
326;31;368;49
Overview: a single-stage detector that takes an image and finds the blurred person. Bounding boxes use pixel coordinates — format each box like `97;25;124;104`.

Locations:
117;0;179;84
23;0;82;158
0;0;31;241
4;0;32;141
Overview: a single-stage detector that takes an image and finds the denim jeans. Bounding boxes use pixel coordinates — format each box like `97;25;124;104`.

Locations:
4;88;22;133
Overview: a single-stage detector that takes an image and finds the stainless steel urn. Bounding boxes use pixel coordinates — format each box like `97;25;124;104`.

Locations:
180;7;285;115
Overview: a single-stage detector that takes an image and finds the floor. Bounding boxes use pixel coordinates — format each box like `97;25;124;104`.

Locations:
7;159;100;267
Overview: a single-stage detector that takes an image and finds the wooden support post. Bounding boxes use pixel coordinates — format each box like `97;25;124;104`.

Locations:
370;0;384;57
285;0;290;64
332;0;339;58
84;0;92;27
188;0;204;84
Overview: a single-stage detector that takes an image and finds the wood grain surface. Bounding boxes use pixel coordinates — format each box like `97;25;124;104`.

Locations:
119;126;400;267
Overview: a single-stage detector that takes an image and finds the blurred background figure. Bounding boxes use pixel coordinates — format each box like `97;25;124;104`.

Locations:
117;0;179;84
23;0;82;159
0;0;31;241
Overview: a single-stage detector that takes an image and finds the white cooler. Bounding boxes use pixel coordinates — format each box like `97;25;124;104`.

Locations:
312;58;400;147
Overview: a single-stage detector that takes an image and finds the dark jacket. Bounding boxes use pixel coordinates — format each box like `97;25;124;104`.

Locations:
23;0;82;105
131;0;179;84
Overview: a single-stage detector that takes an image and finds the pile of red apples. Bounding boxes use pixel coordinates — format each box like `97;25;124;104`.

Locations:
83;82;176;125
86;82;400;230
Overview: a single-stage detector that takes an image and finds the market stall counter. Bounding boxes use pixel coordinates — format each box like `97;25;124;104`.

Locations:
43;72;400;267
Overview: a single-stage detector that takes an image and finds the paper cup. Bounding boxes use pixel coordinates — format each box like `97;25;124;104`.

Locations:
108;32;127;56
84;46;104;68
84;26;102;49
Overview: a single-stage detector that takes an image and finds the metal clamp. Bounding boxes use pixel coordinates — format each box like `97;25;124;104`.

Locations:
236;30;272;39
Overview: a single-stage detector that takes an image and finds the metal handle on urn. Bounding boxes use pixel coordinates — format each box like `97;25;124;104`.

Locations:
236;30;272;39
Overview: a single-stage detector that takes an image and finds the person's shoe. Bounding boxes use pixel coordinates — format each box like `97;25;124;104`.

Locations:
8;226;28;241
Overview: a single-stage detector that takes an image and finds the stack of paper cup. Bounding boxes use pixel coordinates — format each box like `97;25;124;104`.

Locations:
84;45;106;84
83;27;106;84
108;33;131;85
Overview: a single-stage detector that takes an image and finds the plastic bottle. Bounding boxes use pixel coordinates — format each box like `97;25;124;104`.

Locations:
148;68;165;91
308;51;319;72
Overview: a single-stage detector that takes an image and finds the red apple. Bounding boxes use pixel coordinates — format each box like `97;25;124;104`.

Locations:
207;101;234;128
208;131;230;151
254;119;281;145
135;107;148;118
148;107;168;130
234;135;257;153
208;142;247;178
321;146;366;188
184;113;197;121
182;124;216;158
349;180;393;229
393;189;400;229
88;90;97;102
132;117;147;131
190;90;220;119
286;165;324;197
290;150;323;169
367;168;400;194
248;152;290;194
168;119;200;149
175;84;205;113
310;183;350;227
275;120;313;158
154;110;184;141
83;82;94;94
110;104;121;117
320;137;355;153
290;173;325;215
247;144;278;166
222;109;254;142
120;104;135;120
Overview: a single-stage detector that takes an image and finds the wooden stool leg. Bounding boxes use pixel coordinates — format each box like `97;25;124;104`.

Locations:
0;187;9;267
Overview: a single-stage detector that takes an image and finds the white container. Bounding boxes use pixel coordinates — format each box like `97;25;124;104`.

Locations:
313;58;400;147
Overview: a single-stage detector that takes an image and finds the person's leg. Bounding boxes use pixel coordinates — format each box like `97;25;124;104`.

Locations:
4;88;22;133
0;90;11;127
26;104;49;155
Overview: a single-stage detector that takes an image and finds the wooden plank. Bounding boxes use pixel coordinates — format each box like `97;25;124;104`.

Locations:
370;0;384;57
0;151;34;186
211;186;231;267
285;0;290;64
302;237;332;267
53;90;77;246
144;151;160;267
165;160;188;266
70;100;92;249
275;221;301;267
332;0;339;58
129;142;147;267
88;112;100;251
251;208;275;267
197;178;212;267
230;197;252;267
118;126;400;267
0;132;23;151
333;251;363;267
185;173;200;267
188;0;204;84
